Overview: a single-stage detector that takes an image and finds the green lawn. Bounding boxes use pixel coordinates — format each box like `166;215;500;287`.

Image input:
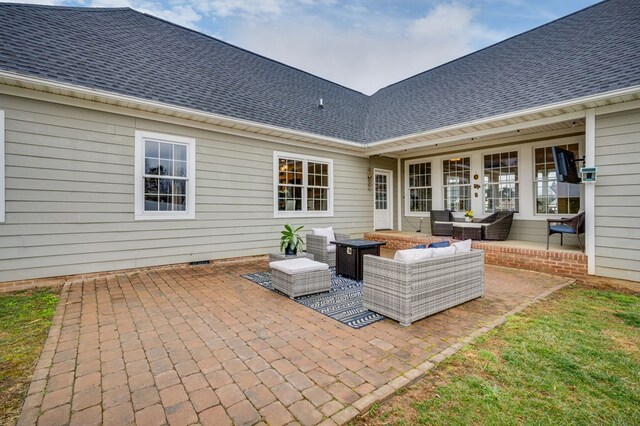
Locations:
0;288;60;425
358;285;640;425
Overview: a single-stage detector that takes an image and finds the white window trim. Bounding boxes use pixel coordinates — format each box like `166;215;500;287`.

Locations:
0;110;4;223
404;158;433;217
442;156;472;213
480;147;520;214
273;151;334;218
531;139;584;218
134;130;196;220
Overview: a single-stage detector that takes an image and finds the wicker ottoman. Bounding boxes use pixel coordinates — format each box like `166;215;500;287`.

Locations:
269;258;331;299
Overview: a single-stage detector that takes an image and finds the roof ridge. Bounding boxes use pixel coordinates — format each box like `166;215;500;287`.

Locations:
372;0;610;94
0;3;130;12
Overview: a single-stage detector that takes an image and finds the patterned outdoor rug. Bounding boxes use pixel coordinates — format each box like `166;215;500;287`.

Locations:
241;269;385;329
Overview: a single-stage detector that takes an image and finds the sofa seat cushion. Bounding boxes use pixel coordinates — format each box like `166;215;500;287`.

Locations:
549;225;577;234
327;245;336;253
269;258;329;275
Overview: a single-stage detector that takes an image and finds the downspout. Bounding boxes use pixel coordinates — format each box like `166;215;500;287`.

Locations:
585;109;596;275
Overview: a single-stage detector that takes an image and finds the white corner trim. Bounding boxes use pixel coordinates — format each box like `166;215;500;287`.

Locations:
272;151;334;218
0;110;4;223
397;158;402;231
134;131;196;220
585;109;596;275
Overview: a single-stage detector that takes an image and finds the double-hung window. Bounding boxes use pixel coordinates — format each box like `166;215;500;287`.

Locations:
135;131;196;220
274;152;333;217
534;143;581;214
443;157;471;212
407;161;432;213
483;151;519;213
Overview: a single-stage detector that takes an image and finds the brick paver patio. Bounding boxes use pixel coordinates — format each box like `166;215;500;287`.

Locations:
18;259;571;426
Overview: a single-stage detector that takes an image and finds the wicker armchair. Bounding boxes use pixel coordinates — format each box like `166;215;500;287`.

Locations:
478;211;514;240
306;231;350;267
430;210;455;236
546;211;585;252
363;250;484;326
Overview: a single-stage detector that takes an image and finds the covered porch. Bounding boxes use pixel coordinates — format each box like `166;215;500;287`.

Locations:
365;230;587;279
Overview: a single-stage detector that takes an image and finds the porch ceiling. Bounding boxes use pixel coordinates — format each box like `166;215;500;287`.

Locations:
366;88;640;157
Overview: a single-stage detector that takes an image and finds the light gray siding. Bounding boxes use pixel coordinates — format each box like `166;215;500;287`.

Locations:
0;94;373;281
594;108;640;281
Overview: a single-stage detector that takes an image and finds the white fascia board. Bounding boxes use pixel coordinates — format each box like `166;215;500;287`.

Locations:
0;71;365;149
366;85;640;154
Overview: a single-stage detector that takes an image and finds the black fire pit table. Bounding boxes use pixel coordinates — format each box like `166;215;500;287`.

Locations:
330;239;386;282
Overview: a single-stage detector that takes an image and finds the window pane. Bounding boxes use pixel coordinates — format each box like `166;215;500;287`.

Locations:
159;143;173;159
145;158;159;175
145;178;158;194
145;141;159;158
144;195;158;211
174;144;187;161
159;160;172;176
307;187;328;211
174;161;187;177
278;185;302;211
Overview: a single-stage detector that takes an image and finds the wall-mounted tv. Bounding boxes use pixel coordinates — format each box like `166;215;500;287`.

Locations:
552;146;581;184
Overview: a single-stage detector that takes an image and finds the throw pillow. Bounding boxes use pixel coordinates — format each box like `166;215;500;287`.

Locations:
452;239;472;253
428;240;450;248
393;248;433;262
431;246;456;257
312;226;336;244
412;244;426;249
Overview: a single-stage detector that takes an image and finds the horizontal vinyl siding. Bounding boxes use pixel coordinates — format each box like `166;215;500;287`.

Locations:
594;108;640;282
0;94;373;281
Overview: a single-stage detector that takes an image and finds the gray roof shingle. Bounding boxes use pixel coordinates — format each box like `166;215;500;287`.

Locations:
0;0;639;144
364;0;640;141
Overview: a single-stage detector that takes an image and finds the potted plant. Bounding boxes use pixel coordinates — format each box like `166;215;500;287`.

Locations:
280;224;304;255
464;210;474;222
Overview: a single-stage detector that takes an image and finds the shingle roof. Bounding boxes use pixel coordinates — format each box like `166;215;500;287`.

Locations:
364;0;640;141
0;0;639;144
0;4;369;142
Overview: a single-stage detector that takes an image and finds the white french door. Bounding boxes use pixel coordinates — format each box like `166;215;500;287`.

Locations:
374;169;393;230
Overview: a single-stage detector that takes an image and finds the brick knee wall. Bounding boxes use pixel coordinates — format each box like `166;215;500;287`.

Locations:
365;232;588;279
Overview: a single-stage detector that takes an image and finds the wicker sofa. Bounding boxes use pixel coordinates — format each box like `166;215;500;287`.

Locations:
363;250;484;326
306;231;350;267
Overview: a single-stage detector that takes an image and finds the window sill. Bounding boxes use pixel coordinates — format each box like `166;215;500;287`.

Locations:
274;211;334;219
135;212;195;221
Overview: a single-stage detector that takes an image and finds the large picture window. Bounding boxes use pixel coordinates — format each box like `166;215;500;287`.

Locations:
135;131;196;220
483;151;519;213
274;152;333;217
408;161;432;213
534;143;581;214
443;157;471;212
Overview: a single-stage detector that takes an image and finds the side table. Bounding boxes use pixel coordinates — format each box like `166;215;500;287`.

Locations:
330;239;386;281
452;223;482;240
